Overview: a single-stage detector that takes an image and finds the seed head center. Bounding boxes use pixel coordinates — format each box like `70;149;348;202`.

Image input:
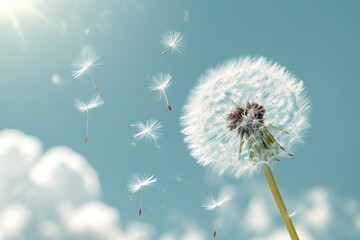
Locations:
227;102;265;136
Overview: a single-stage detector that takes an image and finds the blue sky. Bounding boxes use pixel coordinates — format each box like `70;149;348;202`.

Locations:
0;0;359;239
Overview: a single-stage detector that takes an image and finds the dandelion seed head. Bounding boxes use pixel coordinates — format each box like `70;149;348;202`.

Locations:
75;95;104;112
203;193;232;211
127;174;157;193
160;30;185;54
181;56;310;178
72;48;100;79
150;72;172;94
131;119;162;142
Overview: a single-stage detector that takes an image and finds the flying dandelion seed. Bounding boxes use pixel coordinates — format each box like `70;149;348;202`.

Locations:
203;193;232;237
75;95;104;144
181;56;310;239
130;119;162;143
160;29;185;54
128;174;157;216
150;72;173;111
72;48;101;94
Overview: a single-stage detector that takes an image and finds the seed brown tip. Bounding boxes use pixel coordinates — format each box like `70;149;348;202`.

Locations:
84;137;88;144
138;208;142;216
213;230;216;237
96;88;100;94
167;104;172;111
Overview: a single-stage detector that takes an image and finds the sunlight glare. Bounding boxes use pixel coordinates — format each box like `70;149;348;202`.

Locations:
0;0;24;11
0;0;12;8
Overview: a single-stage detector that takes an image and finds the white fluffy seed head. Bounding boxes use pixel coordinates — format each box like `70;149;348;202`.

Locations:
150;72;172;99
130;119;162;142
202;193;232;211
75;95;104;112
181;56;310;178
160;30;185;54
72;48;100;79
127;174;157;193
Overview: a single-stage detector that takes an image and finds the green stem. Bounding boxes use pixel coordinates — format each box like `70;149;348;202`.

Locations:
238;135;244;160
263;165;299;240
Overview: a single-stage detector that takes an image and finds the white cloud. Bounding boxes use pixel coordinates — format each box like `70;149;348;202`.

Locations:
182;229;206;240
0;129;358;240
211;178;360;240
0;129;155;240
60;201;119;236
38;220;62;239
159;228;206;240
244;197;271;232
344;199;359;216
252;224;314;240
0;129;213;240
159;210;206;240
0;204;30;239
29;146;100;197
354;215;360;231
302;187;332;231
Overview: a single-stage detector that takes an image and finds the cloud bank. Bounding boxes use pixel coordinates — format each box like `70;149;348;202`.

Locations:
0;129;154;240
204;174;360;240
0;129;358;240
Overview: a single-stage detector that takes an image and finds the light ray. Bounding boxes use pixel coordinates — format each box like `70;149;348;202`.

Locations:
9;12;26;46
25;3;60;33
0;0;59;47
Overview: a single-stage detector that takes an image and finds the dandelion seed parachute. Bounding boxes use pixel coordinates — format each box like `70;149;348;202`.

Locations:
202;193;232;238
150;73;172;111
72;48;101;94
202;194;232;211
127;174;157;216
181;56;310;178
75;95;104;144
130;119;162;143
160;29;185;54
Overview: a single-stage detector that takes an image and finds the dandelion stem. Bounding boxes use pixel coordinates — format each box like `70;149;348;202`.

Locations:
263;165;299;240
238;135;244;160
163;90;172;111
84;110;89;144
86;111;89;137
89;73;99;94
139;187;143;216
213;208;218;237
161;48;170;55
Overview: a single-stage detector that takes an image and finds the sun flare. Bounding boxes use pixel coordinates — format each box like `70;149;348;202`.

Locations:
0;0;25;12
0;0;57;47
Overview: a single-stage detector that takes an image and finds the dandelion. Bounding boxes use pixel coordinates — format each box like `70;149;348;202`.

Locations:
72;48;101;94
75;95;104;144
128;174;157;216
203;193;232;237
160;30;185;54
150;72;173;111
130;119;162;143
181;56;310;239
